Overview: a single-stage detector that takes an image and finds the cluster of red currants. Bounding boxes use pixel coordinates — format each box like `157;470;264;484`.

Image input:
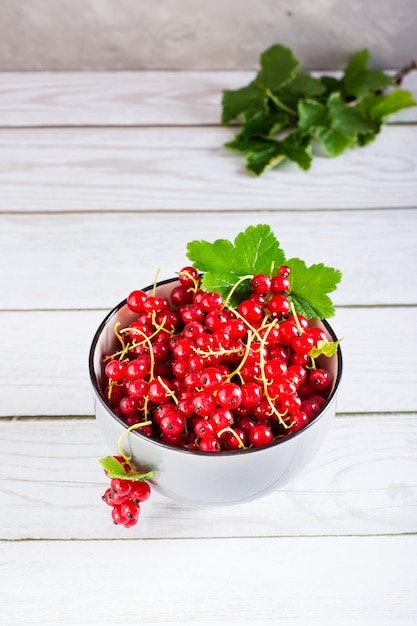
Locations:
102;265;332;453
102;459;152;527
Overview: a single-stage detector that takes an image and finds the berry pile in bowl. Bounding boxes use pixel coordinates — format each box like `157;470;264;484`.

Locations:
89;224;343;525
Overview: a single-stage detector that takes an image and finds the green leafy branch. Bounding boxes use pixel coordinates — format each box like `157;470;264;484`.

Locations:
221;45;416;175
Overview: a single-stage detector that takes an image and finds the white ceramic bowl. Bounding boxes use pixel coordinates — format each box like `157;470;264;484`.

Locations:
89;278;342;506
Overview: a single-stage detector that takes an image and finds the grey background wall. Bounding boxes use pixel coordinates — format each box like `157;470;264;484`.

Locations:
0;0;416;70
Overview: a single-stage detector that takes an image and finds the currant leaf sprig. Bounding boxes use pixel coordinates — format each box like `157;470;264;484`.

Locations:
186;223;342;318
221;44;416;175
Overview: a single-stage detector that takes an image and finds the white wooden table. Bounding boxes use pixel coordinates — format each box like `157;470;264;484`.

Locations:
1;70;416;625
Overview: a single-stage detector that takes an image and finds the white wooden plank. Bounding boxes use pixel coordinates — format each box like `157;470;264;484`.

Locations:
0;125;416;211
1;536;416;625
0;70;416;126
0;416;416;540
0;307;416;417
2;209;417;310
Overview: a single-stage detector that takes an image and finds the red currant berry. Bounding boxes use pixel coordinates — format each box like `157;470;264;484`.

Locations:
126;356;151;380
105;360;127;382
170;284;193;307
127;290;148;313
111;505;129;525
268;295;290;317
278;321;299;345
143;296;169;314
288;410;309;433
111;478;132;497
270;275;290;294
198;437;221;452
216;383;243;409
159;411;185;437
309;368;331;390
240;382;263;408
126;379;149;400
200;291;224;312
251;274;271;294
249;424;273;447
129;481;151;503
121;499;140;520
301;398;323;420
194;417;215;439
148;378;172;403
178;266;200;289
183;322;205;342
118;396;139;418
222;427;247;450
199;367;224;391
237;300;263;323
192;391;217;417
210;408;234;432
180;304;205;324
264;359;287;381
309;326;327;346
292;332;314;355
102;488;116;506
279;265;291;278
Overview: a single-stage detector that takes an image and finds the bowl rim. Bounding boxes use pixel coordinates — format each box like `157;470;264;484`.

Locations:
89;276;343;457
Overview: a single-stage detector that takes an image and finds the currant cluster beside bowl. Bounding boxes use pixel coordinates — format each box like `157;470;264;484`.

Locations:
101;266;332;453
101;457;152;527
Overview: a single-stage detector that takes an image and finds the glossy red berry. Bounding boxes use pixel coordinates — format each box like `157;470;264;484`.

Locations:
249;424;273;447
309;368;331;390
216;383;243;409
251;274;271;294
127;290;148;313
105;360;127;382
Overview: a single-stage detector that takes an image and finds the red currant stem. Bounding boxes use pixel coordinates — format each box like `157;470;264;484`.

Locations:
289;302;304;335
157;375;179;405
217;427;247;449
116;420;154;469
258;320;290;428
196;345;243;359
152;268;162;296
113;322;126;350
225;330;254;384
151;311;175;337
228;306;263;342
120;326;156;379
178;269;200;293
222;274;253;309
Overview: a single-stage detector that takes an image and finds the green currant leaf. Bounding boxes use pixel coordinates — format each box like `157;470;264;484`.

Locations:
316;127;357;157
255;44;300;92
309;338;342;359
280;133;313;170
246;140;287;175
286;257;342;319
359;89;417;121
283;71;326;98
99;456;155;481
100;456;128;477
240;133;312;175
242;108;289;137
224;134;271;153
298;99;328;130
187;224;286;306
342;48;393;98
320;75;344;96
327;93;375;134
222;82;264;124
